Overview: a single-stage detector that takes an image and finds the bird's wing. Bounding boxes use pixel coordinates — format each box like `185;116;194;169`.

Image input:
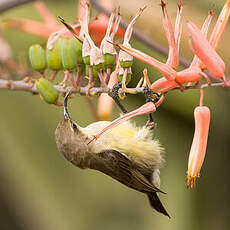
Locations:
94;150;164;194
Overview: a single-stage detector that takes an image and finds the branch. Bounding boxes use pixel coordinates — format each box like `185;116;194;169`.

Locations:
0;79;229;98
187;81;228;90
0;79;110;96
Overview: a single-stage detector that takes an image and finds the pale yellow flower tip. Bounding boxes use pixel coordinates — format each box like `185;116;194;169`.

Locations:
97;93;114;120
97;69;118;120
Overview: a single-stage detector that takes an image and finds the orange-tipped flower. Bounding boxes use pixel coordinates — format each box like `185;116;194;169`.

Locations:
187;106;210;188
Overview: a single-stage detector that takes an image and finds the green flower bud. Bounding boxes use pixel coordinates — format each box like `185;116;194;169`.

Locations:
93;63;103;72
70;37;84;64
117;73;132;84
35;78;59;104
29;44;47;72
46;39;63;71
120;60;133;68
60;38;77;70
104;53;116;67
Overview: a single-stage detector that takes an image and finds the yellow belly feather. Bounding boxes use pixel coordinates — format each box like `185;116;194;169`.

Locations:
83;121;164;169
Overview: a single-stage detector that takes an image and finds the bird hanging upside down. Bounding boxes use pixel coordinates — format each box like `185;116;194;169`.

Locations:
55;94;169;217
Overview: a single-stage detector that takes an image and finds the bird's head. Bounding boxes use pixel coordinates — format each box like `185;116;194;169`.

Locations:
55;93;89;163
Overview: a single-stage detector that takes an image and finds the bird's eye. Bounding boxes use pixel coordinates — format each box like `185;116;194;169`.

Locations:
72;122;78;131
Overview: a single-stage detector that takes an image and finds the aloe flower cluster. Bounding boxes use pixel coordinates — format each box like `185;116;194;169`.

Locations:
25;0;230;187
89;0;230;188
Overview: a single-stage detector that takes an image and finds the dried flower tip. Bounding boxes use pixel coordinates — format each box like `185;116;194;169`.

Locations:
110;10;121;39
119;7;145;65
123;6;146;45
100;10;121;66
79;0;90;38
119;43;134;67
100;10;117;55
79;4;104;67
79;0;93;63
82;38;91;61
90;46;104;67
58;16;82;43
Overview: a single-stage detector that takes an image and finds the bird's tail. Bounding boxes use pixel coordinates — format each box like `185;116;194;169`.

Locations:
147;192;170;218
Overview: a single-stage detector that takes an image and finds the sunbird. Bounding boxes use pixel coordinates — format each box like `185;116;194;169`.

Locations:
55;94;169;217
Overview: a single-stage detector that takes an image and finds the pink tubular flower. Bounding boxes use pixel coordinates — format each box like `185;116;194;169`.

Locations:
187;106;210;188
187;21;225;79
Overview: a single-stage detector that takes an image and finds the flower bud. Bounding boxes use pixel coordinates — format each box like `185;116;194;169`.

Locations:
29;44;47;72
104;53;116;67
119;45;133;68
46;38;63;70
35;78;59;104
70;37;84;64
59;38;77;70
93;63;103;72
118;7;144;69
120;60;133;68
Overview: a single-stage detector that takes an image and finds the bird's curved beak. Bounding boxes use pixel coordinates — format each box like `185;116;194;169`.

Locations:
63;93;71;120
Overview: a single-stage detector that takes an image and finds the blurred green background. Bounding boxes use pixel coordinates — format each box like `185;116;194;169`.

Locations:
0;0;230;229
